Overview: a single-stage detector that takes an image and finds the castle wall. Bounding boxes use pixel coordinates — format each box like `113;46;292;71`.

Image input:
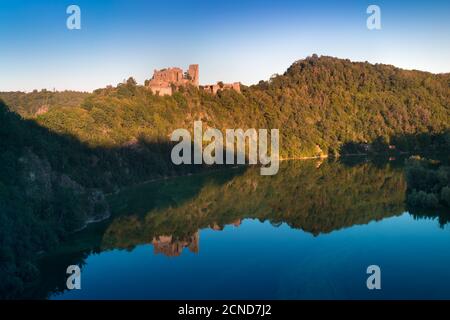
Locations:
147;64;199;96
201;82;240;94
147;64;239;96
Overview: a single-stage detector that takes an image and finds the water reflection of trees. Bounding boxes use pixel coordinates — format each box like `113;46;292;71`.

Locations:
31;159;450;299
101;160;407;252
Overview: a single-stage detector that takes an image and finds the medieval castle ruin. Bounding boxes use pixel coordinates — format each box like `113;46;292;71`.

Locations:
146;64;240;96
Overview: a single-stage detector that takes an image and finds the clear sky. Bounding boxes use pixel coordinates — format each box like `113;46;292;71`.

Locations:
1;0;449;92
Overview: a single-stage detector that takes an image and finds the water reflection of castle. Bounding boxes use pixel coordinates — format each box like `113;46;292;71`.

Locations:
152;233;199;257
151;219;242;257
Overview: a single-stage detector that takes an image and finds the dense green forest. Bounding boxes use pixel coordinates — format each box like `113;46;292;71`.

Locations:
2;56;449;157
0;101;106;297
0;100;204;298
405;156;450;210
1;55;449;298
33;55;450;157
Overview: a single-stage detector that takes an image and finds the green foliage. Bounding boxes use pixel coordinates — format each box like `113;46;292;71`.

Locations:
405;157;450;209
408;190;440;208
441;187;450;207
34;56;450;158
0;90;89;118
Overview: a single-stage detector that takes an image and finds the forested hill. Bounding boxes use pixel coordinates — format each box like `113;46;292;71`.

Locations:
35;55;450;158
258;55;449;156
0;90;89;117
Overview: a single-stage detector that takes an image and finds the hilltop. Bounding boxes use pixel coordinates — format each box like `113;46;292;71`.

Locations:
27;55;449;157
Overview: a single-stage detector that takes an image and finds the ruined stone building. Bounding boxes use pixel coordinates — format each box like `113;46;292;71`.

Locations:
147;64;199;96
146;64;240;96
201;82;241;95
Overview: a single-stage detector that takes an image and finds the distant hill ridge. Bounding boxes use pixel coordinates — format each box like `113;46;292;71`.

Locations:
0;90;89;117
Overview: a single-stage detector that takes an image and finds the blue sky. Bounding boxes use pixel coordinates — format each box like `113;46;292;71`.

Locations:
1;0;449;92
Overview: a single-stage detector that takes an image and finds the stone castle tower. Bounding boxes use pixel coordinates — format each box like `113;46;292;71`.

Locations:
188;64;199;86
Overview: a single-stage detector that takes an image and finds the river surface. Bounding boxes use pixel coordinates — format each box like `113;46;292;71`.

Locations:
32;160;450;299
